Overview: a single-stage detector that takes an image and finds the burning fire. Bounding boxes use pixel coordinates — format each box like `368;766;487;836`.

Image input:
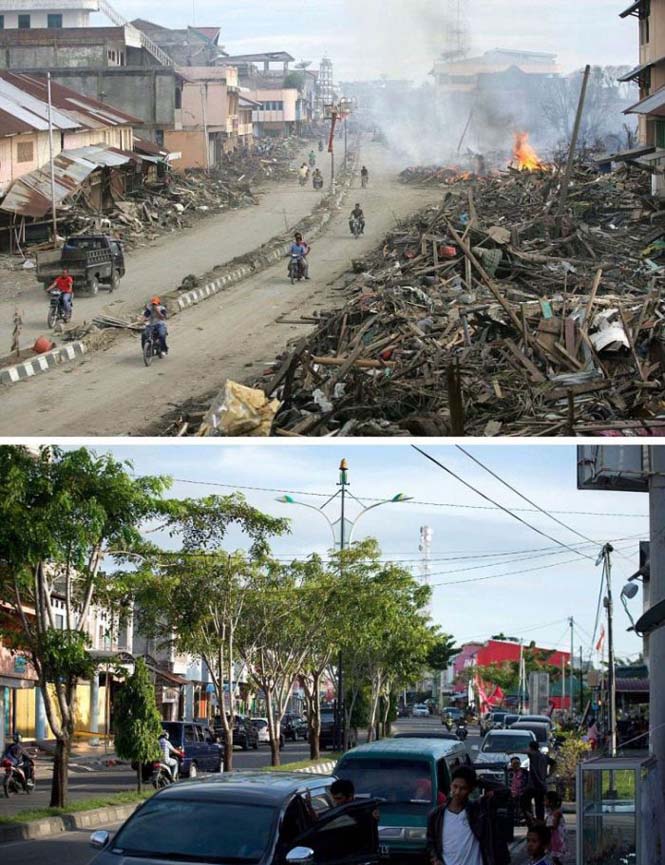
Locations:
513;132;542;171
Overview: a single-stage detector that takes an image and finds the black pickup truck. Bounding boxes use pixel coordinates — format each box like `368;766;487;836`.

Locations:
36;235;125;296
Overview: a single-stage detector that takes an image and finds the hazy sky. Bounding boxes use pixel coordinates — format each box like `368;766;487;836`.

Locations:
82;443;649;661
109;1;638;80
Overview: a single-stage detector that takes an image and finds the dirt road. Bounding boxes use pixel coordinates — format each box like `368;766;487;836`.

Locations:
0;148;325;352
0;143;440;436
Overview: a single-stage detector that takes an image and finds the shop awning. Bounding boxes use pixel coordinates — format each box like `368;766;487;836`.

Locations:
618;57;665;82
625;86;665;117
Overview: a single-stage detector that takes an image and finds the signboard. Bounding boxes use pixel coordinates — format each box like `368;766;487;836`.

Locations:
13;656;27;675
162;687;179;704
577;446;649;493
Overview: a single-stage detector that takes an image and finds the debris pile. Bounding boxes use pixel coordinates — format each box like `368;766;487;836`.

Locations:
252;163;665;437
55;138;305;250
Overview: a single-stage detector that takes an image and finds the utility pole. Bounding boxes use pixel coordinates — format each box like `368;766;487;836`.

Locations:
336;458;349;751
601;543;617;757
569;617;574;718
557;64;591;224
648;447;665;779
46;72;58;243
579;644;584;716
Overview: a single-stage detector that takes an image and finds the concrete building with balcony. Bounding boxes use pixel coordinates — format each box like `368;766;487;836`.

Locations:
620;0;665;191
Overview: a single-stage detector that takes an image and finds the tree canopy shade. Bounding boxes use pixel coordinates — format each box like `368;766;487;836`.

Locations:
0;446;168;807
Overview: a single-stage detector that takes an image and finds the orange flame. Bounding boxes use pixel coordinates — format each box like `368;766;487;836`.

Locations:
513;132;542;171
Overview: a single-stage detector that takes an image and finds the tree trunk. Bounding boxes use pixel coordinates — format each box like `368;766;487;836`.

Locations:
309;673;321;760
50;736;70;808
224;726;234;772
136;765;143;793
265;687;280;767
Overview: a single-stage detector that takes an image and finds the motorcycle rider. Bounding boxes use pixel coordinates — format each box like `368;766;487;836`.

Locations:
318;140;324;152
312;168;324;189
288;232;310;280
143;295;168;354
308;150;316;166
3;733;34;787
349;203;365;235
46;267;74;319
298;163;309;185
360;166;369;187
158;731;179;782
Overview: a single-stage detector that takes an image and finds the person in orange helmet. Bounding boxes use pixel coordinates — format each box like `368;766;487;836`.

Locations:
143;295;168;354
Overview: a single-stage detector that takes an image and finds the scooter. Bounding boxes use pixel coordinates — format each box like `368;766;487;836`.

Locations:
47;288;72;329
361;174;369;188
2;758;35;797
142;324;168;367
288;254;305;285
312;174;324;190
151;748;184;789
456;723;468;741
350;216;364;239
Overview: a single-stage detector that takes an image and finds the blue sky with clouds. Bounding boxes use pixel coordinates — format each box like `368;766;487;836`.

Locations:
83;443;649;661
110;1;637;80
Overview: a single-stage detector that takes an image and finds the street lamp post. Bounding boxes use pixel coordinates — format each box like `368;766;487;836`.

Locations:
276;458;412;750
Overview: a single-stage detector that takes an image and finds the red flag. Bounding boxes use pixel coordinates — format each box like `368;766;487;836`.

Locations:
595;625;606;653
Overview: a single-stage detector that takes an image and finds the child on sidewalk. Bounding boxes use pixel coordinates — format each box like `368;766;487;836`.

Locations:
545;791;567;865
526;823;553;865
509;755;528;824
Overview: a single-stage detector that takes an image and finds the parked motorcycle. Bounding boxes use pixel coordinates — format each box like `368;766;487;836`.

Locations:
2;758;35;797
47;288;72;330
151;748;184;789
288;254;305;285
142;324;166;367
350;216;363;239
456;723;468;741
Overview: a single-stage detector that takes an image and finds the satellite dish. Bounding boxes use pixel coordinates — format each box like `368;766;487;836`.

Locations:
635;598;665;636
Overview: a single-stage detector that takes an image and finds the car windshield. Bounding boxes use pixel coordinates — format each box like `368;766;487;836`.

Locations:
320;711;335;722
252;719;267;729
482;734;533;753
111;800;276;863
161;723;182;741
337;758;433;805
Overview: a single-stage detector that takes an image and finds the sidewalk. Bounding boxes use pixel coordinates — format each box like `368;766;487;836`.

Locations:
31;738;124;768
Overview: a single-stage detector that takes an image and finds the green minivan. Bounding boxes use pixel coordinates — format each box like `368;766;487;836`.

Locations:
334;738;470;861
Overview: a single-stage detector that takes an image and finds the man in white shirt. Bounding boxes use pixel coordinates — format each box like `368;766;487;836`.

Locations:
426;766;510;865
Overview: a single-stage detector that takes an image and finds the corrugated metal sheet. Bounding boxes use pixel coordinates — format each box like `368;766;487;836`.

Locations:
0;78;79;132
0;145;132;218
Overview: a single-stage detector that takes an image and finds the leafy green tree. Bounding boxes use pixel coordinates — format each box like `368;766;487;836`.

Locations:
113;658;162;791
427;634;458;671
0;446;167;807
133;494;290;772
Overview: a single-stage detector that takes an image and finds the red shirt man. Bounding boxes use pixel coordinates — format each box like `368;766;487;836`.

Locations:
50;270;73;294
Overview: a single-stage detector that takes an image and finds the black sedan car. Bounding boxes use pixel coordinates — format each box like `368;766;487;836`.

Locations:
89;772;380;865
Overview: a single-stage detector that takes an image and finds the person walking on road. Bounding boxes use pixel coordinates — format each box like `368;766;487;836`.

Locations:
426;765;510;865
509;755;528;823
522;741;555;822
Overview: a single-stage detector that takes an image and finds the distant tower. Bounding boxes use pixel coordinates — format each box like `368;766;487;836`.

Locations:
318;56;334;115
419;526;433;616
441;0;467;61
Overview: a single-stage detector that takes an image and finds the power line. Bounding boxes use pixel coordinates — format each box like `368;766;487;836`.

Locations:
456;445;600;545
164;477;647;519
411;446;597;562
430;542;635;588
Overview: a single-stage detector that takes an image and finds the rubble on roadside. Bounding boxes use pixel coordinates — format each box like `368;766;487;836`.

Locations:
247;163;665;437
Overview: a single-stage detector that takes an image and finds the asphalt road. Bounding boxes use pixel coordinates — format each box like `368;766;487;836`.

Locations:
0;141;442;435
0;736;312;818
3;716;478;865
